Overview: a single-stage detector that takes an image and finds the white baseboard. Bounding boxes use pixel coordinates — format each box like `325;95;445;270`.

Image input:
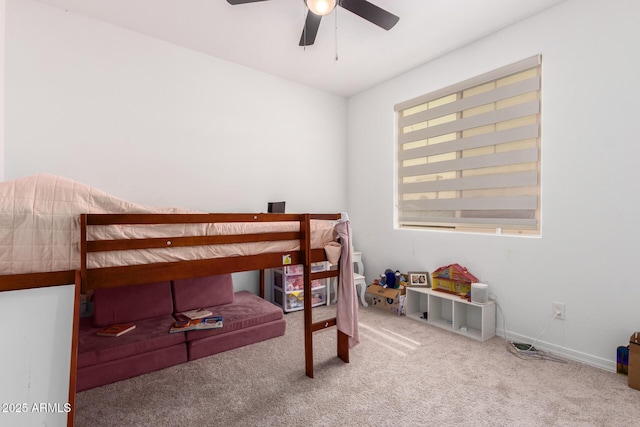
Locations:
497;328;616;373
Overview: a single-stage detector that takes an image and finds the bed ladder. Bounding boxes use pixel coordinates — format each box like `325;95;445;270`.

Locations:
301;214;349;378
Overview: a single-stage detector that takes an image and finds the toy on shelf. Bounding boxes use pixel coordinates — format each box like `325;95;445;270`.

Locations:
311;292;325;305
374;269;408;289
431;264;479;300
286;292;304;310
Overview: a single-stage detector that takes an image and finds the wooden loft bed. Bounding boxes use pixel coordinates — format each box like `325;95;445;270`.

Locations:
0;175;354;426
0;211;352;427
79;212;351;378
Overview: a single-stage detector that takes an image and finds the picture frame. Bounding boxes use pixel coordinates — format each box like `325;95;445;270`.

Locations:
407;271;431;287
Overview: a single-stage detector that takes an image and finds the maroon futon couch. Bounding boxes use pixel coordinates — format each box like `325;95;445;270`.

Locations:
76;274;286;392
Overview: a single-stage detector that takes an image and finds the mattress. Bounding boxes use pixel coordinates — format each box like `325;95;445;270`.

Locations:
0;174;337;274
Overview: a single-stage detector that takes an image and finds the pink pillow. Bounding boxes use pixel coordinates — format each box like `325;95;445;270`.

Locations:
93;281;173;327
172;274;234;312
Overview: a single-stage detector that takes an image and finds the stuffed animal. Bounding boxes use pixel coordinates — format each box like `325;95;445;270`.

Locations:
377;269;408;289
385;269;397;288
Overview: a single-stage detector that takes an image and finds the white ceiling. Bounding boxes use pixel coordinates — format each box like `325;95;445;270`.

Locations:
31;0;566;97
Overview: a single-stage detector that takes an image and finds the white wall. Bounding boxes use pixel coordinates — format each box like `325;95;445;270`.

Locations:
4;0;347;214
5;0;348;292
348;0;640;370
1;0;5;180
0;8;71;427
0;285;75;427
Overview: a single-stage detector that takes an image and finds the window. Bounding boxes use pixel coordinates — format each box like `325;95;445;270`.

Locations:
395;55;541;235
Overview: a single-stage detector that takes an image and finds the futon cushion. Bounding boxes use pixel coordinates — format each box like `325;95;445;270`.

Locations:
184;291;283;341
76;343;187;392
187;318;286;361
172;274;234;312
77;315;185;369
92;281;174;327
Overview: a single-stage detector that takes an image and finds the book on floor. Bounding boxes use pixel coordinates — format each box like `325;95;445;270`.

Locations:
169;316;223;334
97;323;136;337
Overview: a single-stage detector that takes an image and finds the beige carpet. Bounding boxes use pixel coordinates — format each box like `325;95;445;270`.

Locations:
75;305;638;426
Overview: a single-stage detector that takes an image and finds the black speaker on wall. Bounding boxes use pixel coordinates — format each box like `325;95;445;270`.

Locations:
267;201;286;213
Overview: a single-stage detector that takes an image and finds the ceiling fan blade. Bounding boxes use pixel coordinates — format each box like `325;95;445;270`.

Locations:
299;12;322;46
226;0;270;4
339;0;399;30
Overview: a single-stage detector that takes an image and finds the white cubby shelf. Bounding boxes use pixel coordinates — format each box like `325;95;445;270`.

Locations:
405;287;496;341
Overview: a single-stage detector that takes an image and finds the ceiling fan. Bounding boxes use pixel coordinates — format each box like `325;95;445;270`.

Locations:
226;0;400;47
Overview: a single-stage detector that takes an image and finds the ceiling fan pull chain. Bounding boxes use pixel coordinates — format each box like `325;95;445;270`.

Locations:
303;5;307;51
335;7;339;61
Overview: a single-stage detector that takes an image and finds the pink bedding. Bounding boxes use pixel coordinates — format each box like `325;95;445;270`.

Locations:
0;174;337;274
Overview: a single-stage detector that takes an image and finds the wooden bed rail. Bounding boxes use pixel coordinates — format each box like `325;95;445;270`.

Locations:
0;270;76;291
82;212;339;225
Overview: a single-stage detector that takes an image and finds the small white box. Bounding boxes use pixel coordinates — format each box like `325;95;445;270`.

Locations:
471;283;489;304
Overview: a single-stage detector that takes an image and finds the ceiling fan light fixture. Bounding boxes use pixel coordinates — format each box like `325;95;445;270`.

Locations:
305;0;337;16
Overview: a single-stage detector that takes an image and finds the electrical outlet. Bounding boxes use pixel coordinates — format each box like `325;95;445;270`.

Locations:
552;302;565;320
